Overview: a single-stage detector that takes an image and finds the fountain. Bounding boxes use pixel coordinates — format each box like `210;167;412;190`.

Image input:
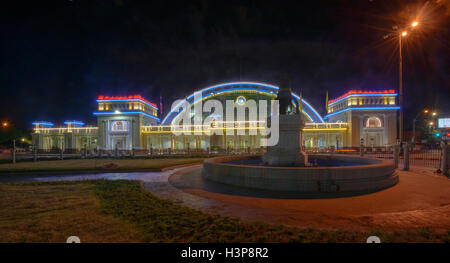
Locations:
201;79;398;196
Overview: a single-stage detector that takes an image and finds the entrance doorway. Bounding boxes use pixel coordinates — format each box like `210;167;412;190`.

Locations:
111;137;126;149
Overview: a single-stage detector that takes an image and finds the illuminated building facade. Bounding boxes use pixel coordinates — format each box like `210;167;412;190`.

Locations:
32;121;98;152
324;90;399;147
94;95;159;150
31;82;399;151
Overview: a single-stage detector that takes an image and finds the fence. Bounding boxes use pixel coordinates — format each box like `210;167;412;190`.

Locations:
404;145;442;169
6;146;268;162
305;144;443;169
5;144;445;170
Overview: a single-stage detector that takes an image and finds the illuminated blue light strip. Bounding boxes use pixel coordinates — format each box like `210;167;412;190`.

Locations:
162;82;279;124
168;87;277;125
291;93;325;123
328;93;398;106
290;99;313;122
64;121;85;126
161;82;325;125
32;121;54;127
93;112;160;121
166;87;324;124
185;82;278;101
303;111;314;123
97;99;158;110
324;106;400;119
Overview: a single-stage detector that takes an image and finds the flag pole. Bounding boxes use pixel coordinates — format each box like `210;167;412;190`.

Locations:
299;90;303;114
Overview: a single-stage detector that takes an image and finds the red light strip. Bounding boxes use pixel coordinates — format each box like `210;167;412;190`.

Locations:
97;95;158;108
328;90;396;105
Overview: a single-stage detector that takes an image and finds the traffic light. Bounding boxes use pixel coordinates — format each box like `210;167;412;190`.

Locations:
434;131;441;138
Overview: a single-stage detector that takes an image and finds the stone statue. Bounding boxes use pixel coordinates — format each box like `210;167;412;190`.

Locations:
262;76;308;166
278;77;293;115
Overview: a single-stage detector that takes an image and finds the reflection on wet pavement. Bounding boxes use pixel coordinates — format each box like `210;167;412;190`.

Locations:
0;171;168;183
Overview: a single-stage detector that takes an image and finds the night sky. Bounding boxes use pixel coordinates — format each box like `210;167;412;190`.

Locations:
2;0;449;131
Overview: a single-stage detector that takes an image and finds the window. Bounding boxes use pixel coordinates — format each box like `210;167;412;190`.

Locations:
365;116;382;128
111;121;128;131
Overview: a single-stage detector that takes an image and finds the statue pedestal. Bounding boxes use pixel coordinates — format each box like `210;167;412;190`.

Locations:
262;114;308;166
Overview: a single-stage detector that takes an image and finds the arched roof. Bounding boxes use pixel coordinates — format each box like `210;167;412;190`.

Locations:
161;81;325;125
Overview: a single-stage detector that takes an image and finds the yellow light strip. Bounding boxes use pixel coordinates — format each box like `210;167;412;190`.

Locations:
210;127;265;130
142;126;347;134
141;131;208;134
34;127;98;131
302;128;347;131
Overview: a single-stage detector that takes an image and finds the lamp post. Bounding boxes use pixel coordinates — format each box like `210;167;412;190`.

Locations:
397;21;419;143
399;31;406;142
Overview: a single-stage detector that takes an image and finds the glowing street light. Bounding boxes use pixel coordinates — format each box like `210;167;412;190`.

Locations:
2;121;8;128
432;112;437;116
397;20;420;143
424;109;429;114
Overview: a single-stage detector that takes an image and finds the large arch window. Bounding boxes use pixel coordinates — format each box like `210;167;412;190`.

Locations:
161;82;325;125
365;116;382;128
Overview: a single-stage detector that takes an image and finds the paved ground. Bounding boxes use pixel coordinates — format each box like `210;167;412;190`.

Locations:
2;164;449;233
168;165;450;233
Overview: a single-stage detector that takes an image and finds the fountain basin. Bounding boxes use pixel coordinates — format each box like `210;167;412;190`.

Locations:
202;155;398;194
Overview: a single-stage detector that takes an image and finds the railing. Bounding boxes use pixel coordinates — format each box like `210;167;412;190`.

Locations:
304;122;348;129
405;145;442;169
6;147;267;162
6;143;444;170
305;144;443;169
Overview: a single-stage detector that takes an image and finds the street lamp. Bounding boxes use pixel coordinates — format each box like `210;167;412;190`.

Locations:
397;20;419;143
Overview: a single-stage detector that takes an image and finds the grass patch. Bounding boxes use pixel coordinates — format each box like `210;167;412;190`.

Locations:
0;181;142;242
0;158;204;174
1;180;449;243
93;180;450;243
